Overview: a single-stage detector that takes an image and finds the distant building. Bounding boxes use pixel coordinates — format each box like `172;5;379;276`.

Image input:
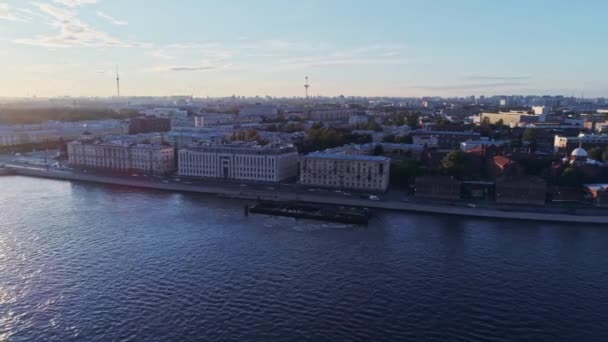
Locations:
410;130;480;150
308;109;356;121
480;111;538;127
129;117;171;134
178;143;298;182
460;138;508;152
414;176;461;200
300;153;390;192
67;139;175;175
495;176;547;205
532;106;549;115
167;128;228;149
554;134;608;154
239;105;278;118
349;115;369;126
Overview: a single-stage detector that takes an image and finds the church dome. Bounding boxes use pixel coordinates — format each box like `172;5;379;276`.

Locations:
571;147;588;158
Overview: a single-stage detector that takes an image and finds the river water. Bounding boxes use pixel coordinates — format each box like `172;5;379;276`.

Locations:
1;176;607;341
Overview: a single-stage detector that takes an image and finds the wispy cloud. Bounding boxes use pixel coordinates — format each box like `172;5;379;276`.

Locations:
409;81;528;91
14;3;142;47
146;40;411;73
96;11;127;25
465;75;531;81
52;0;97;7
0;3;27;21
169;66;218;71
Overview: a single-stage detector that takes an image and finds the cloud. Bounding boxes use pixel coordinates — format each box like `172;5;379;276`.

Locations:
465;75;531;81
170;66;217;71
14;3;142;47
145;49;175;60
410;81;528;91
52;0;97;7
0;3;27;21
97;11;128;25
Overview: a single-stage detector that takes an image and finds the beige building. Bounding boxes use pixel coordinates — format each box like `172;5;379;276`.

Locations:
178;143;299;182
480;111;537;127
300;153;390;192
67;139;175;175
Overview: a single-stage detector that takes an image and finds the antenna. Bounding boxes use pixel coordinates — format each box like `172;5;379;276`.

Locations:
116;65;120;97
304;76;310;99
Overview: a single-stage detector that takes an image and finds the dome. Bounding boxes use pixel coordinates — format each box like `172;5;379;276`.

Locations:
571;147;587;158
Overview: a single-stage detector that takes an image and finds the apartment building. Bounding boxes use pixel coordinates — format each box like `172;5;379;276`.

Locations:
178;143;299;182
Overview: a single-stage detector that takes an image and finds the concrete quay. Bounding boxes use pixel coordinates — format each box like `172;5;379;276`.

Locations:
5;166;608;224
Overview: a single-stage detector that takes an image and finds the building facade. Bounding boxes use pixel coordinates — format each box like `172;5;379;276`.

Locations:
554;134;608;154
67;140;175;175
129;117;171;134
308;109;356;121
299;153;390;192
178;143;299;182
410;130;480;150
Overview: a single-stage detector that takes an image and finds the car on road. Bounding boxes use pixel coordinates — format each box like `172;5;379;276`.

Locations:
467;203;477;208
240;184;247;187
162;180;169;184
369;195;380;201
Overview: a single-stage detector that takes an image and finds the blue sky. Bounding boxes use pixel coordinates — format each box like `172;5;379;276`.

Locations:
1;0;607;98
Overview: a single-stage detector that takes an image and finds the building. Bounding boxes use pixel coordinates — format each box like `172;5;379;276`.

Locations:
553;134;608;154
129;117;171;134
167;128;228;149
178;143;298;182
239;105;278;118
460;138;508;152
67;138;175;175
308;109;356;121
495;176;547;205
348;115;369;126
532;106;549;115
300;153;390;192
414;176;461;200
410;130;480;150
480;111;539;127
583;184;608;207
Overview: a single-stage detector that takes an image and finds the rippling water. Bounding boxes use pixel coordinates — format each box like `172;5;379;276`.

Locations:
1;176;608;341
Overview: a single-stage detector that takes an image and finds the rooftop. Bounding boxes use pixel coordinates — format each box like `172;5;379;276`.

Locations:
305;152;389;162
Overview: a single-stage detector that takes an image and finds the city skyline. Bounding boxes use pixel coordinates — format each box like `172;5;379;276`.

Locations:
1;0;607;98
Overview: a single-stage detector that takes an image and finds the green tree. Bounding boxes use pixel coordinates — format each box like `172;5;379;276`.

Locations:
441;151;467;177
522;128;538;143
588;146;603;161
559;167;583;187
395;135;413;144
373;144;384;156
382;134;396;143
390;160;422;186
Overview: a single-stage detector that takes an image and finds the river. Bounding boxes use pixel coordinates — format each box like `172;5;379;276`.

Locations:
1;176;607;341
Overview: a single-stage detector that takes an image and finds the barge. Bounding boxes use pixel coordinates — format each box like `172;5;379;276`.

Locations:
247;202;371;224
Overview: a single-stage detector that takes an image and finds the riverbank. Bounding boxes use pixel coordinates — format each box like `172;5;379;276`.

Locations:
4;165;608;224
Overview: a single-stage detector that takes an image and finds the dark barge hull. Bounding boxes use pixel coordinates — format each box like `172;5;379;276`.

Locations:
248;202;370;225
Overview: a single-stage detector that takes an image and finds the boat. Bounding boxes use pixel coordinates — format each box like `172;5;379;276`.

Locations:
247;202;371;225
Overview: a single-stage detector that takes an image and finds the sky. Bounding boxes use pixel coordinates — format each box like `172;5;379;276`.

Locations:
0;0;607;98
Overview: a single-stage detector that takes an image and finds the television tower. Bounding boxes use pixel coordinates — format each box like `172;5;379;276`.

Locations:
116;65;120;97
304;76;310;98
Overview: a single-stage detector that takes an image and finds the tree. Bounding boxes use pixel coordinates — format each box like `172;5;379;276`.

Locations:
496;119;505;127
390;160;422;186
559;167;583;187
373;145;384;156
522;128;538;143
395;135;413;144
481;116;491;126
382;134;396;143
441;151;467;177
588;146;603;161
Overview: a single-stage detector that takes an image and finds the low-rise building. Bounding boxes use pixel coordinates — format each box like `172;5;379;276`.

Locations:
414;176;462;200
67;138;175;175
178;143;298;182
480;111;539;126
129;117;171;134
308;109;356;121
495;176;547;205
411;130;480;150
300;153;390;192
460;138;508;152
554;134;608;154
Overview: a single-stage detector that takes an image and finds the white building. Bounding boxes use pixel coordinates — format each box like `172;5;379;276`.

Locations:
178;143;299;182
300;153;390;192
67;138;175;175
349;115;369;126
